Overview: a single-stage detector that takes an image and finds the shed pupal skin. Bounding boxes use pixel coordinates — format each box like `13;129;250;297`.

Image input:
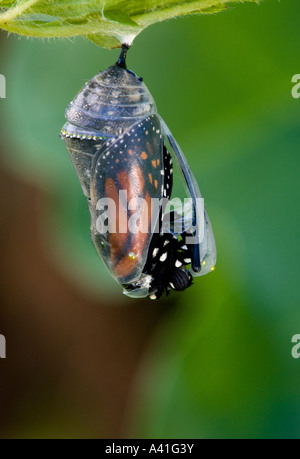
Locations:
61;47;195;299
61;45;217;300
61;47;157;199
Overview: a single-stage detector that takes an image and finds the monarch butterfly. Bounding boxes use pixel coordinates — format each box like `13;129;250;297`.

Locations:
61;45;216;300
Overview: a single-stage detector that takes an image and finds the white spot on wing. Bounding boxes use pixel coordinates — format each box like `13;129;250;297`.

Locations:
160;253;167;262
152;248;159;258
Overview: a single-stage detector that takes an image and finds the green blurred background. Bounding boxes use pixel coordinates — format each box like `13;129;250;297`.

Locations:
0;0;299;439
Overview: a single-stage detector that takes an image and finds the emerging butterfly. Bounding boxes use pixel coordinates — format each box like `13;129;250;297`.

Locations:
61;45;216;300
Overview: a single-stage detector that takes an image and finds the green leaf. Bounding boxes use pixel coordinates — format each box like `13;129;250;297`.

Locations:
0;0;259;49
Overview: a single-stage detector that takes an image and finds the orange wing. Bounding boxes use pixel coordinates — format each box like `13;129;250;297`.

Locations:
90;114;164;284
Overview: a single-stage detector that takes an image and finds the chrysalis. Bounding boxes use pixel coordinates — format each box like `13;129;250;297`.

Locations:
61;45;216;300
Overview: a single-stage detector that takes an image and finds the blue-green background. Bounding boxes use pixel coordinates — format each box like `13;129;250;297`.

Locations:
0;0;299;438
